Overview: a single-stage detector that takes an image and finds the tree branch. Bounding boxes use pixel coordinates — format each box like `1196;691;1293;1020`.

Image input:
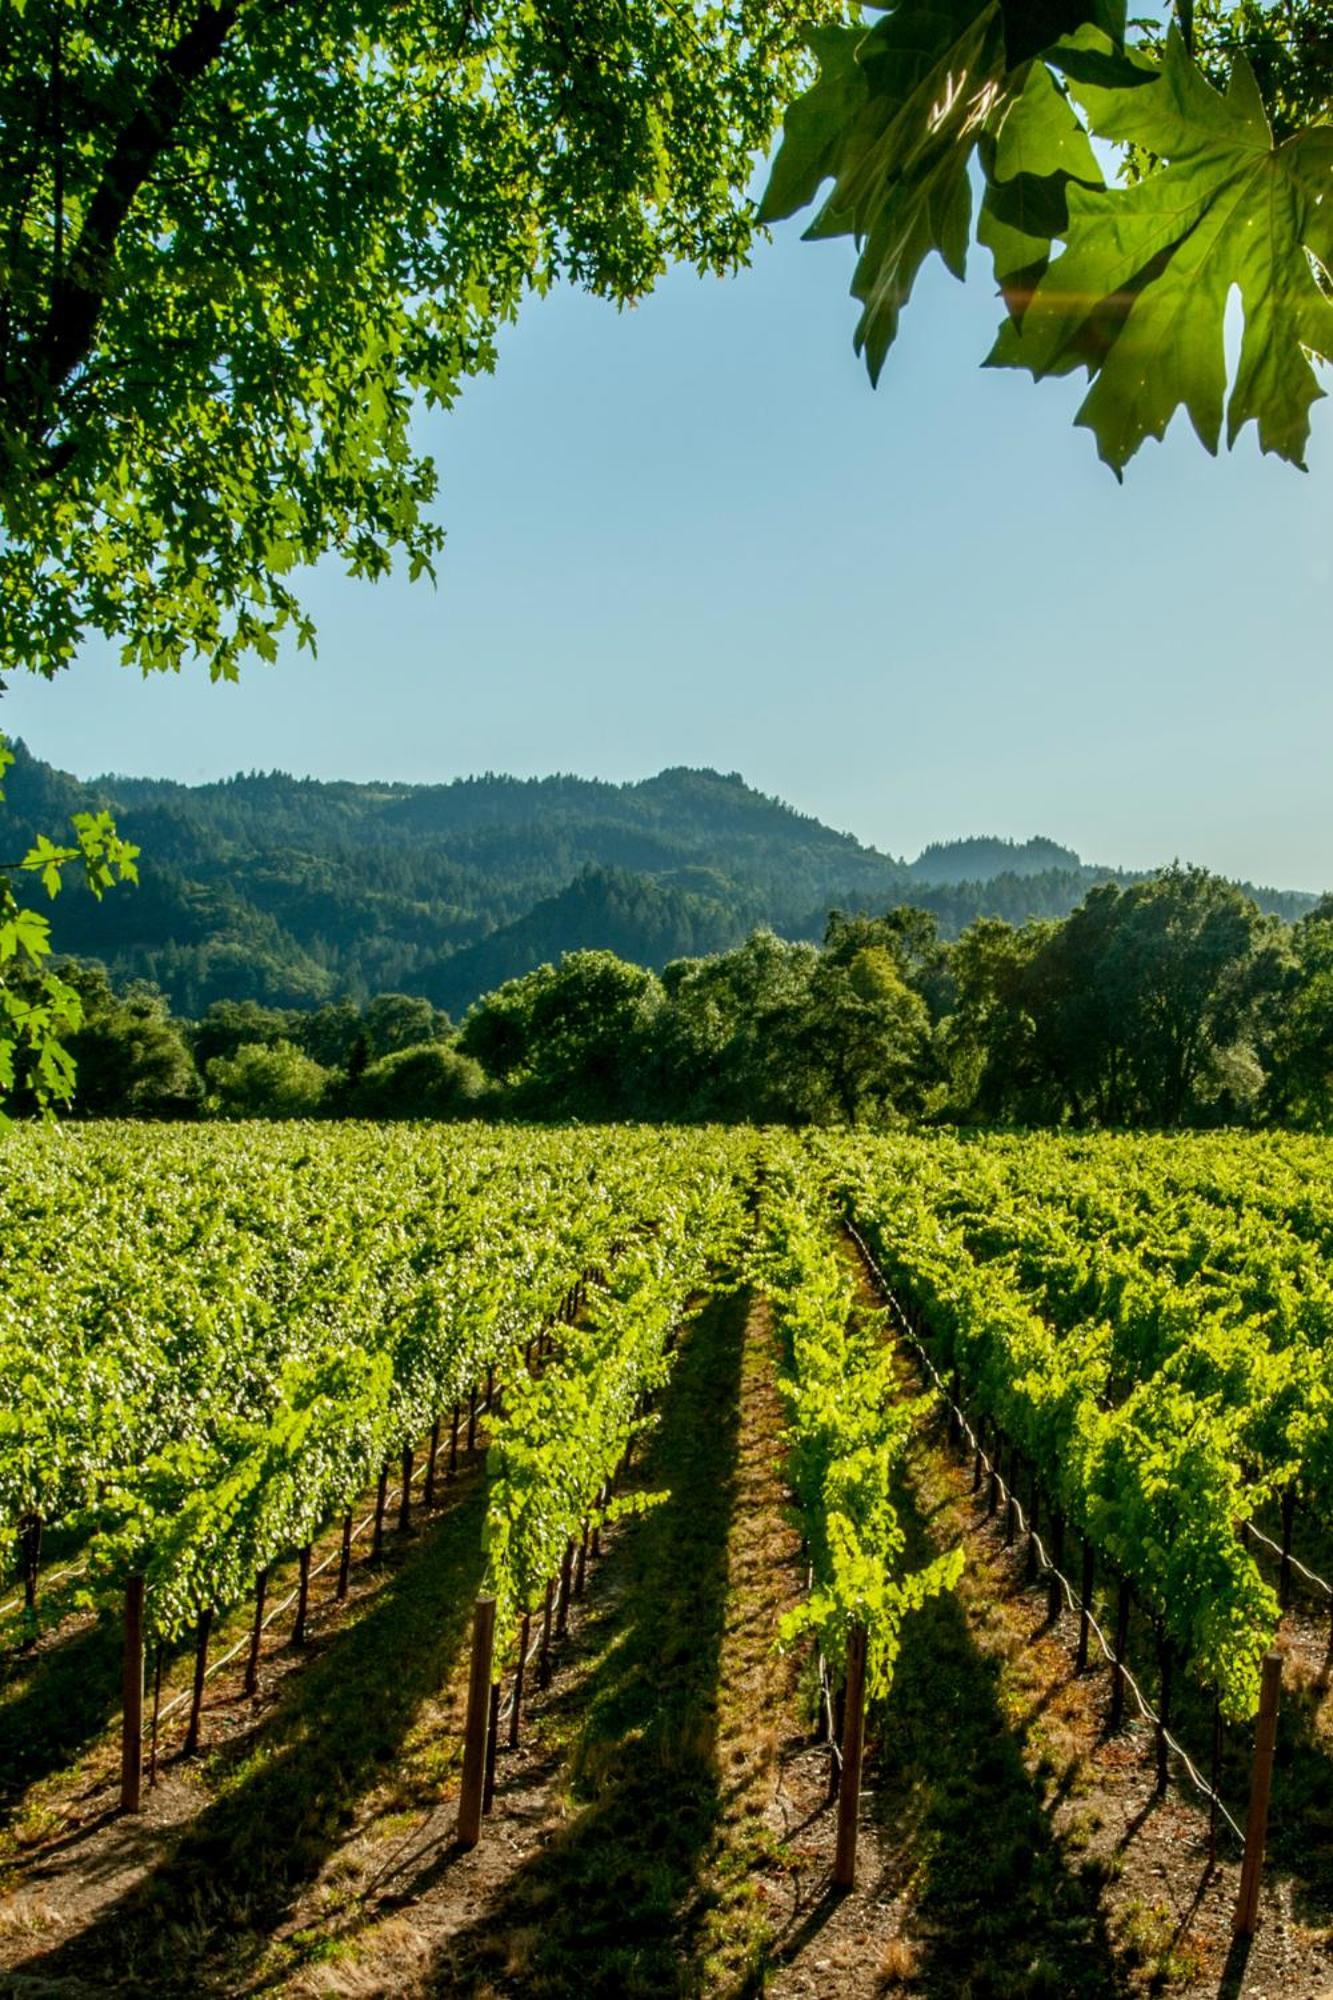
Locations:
32;0;242;422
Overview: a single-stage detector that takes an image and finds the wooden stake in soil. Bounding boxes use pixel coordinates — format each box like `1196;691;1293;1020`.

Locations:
1048;1510;1065;1624
425;1417;441;1507
337;1513;353;1600
574;1519;589;1598
457;1594;497;1849
120;1574;146;1813
372;1464;389;1562
245;1568;269;1695
449;1402;460;1477
467;1386;478;1454
510;1611;531;1750
1110;1577;1131;1731
1234;1651;1283;1938
833;1623;869;1891
293;1544;313;1647
398;1444;414;1532
1076;1539;1094;1672
539;1577;555;1688
183;1605;214;1756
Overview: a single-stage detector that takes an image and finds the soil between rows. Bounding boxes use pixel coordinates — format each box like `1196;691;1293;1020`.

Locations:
0;1277;1330;1998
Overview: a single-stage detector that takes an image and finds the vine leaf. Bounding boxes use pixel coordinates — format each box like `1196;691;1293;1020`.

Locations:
759;0;1124;381
989;25;1333;471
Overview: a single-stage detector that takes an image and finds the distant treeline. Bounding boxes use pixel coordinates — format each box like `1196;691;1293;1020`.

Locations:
0;743;1316;1018
15;865;1333;1131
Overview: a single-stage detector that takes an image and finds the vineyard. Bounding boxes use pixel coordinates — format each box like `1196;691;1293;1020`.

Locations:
1;1124;1331;1996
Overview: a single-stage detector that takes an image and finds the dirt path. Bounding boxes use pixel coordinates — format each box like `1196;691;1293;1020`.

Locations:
3;1272;1331;2000
861;1332;1333;1999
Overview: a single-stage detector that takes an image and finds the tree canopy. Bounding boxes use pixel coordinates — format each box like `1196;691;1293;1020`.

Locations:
0;0;841;683
761;0;1332;471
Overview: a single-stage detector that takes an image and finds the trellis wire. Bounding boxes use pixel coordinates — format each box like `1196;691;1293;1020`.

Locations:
846;1219;1246;1848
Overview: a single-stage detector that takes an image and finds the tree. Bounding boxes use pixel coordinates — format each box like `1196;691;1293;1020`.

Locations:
460;951;659;1118
362;993;449;1061
0;744;138;1116
647;931;821;1121
795;942;932;1123
190;997;294;1069
1;0;842;682
0;2;842;1114
206;1039;330;1118
59;966;202;1118
942;868;1284;1126
348;1044;487;1120
762;0;1332;472
1266;905;1333;1127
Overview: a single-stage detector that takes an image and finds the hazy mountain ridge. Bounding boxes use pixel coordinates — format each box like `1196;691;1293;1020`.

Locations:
0;742;1318;1016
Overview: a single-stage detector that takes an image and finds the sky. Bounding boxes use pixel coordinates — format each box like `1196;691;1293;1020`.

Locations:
3;209;1330;891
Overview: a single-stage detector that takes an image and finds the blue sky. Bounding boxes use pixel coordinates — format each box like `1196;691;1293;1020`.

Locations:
4;211;1330;890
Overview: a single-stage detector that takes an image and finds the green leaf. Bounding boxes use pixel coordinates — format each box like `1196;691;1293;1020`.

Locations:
977;56;1105;297
989;26;1333;470
760;0;1125;382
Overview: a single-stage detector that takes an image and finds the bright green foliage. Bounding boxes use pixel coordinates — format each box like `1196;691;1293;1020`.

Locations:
816;1127;1333;1716
763;0;1333;470
206;1038;332;1117
0;735;138;1116
995;26;1333;469
760;0;1121;382
482;1153;752;1632
753;1154;961;1696
0;0;842;682
0;1124;717;1643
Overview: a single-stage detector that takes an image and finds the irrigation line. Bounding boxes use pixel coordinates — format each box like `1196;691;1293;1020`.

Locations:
154;1423;457;1727
0;1558;87;1624
845;1220;1246;1848
1242;1518;1333;1601
496;1621;545;1727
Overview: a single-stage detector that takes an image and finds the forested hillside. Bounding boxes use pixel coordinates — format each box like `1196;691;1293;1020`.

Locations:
0;743;1317;1015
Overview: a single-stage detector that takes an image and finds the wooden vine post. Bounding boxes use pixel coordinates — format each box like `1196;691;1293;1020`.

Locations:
1075;1540;1094;1672
120;1574;146;1813
398;1444;414;1532
184;1605;214;1755
510;1612;531;1750
1233;1651;1283;1939
245;1568;269;1695
1109;1577;1132;1730
457;1594;497;1849
833;1623;869;1891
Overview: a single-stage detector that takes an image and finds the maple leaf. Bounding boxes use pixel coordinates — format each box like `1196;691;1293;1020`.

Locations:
760;0;1124;381
989;25;1333;470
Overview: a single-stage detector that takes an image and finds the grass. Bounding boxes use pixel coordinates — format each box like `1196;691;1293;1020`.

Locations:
6;1471;490;1995
428;1287;751;1999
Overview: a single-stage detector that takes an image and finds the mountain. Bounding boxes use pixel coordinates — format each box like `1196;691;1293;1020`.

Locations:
0;742;1318;1017
908;836;1083;885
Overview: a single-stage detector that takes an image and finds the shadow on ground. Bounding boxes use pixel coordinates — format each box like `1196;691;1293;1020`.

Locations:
8;1472;490;1996
428;1289;748;2000
0;1616;126;1816
857;1431;1135;2000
